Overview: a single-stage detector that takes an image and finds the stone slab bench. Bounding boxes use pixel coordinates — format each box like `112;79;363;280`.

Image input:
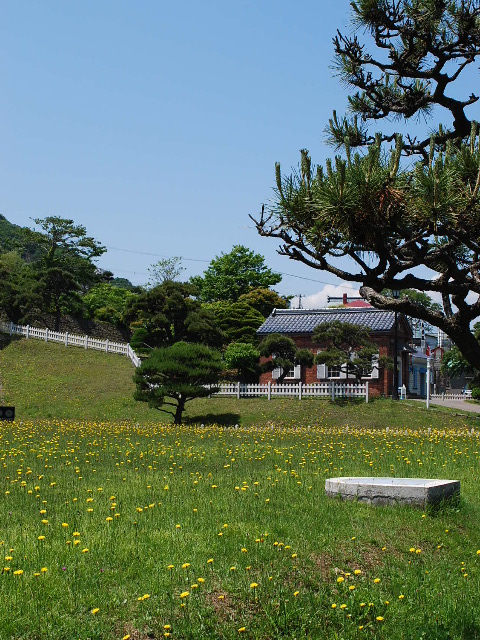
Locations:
325;477;460;507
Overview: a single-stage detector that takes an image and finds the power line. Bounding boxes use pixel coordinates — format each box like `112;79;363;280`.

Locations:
105;245;359;289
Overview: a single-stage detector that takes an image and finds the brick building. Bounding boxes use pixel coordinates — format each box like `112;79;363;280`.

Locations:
257;308;412;397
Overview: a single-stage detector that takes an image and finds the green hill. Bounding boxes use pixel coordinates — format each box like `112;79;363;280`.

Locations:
0;214;40;261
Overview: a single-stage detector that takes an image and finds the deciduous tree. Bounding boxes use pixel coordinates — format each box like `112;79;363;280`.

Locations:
191;245;281;303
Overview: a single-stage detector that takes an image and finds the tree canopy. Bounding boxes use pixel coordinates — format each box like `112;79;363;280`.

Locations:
133;342;223;424
24;217;108;329
259;333;314;383
205;300;265;345
237;287;289;318
313;321;389;380
253;0;480;371
125;281;223;350
191;245;282;303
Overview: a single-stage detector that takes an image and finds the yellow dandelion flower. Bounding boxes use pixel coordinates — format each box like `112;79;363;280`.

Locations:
376;616;384;622
62;523;68;528
354;569;362;575
82;548;89;553
38;536;45;541
238;628;246;633
207;558;213;564
91;608;100;615
337;576;344;583
340;604;347;610
179;591;189;599
331;603;337;609
182;563;190;569
250;582;258;589
294;591;300;597
373;578;381;583
197;577;205;583
399;594;405;600
106;517;113;522
41;567;47;573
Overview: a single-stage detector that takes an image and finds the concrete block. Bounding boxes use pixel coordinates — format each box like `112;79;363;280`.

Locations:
325;477;460;507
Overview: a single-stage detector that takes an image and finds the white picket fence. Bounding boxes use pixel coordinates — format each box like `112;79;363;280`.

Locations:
431;393;469;401
0;321;141;368
211;381;369;402
0;321;369;401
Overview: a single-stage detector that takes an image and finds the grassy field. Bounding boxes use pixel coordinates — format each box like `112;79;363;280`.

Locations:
1;337;480;639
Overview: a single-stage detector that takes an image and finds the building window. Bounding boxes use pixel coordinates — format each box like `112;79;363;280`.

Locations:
327;364;342;379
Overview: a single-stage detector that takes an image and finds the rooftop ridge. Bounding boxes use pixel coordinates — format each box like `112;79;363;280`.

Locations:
275;307;390;315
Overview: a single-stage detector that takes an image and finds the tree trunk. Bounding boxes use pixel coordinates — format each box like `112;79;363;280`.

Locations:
174;396;186;425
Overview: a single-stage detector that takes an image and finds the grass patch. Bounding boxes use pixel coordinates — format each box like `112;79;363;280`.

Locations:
1;420;480;639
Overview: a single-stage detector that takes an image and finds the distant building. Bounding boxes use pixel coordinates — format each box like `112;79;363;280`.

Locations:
257;308;412;397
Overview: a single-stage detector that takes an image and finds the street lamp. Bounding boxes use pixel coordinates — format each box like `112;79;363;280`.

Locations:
392;290;399;400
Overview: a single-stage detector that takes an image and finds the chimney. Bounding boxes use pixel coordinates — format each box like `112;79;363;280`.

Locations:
343;293;348;305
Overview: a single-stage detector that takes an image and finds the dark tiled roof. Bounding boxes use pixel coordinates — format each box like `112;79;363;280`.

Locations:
257;308;398;335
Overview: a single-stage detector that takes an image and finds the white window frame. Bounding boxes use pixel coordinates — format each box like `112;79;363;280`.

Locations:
284;364;301;380
360;353;380;379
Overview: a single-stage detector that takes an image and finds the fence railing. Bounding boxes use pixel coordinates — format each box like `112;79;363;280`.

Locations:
211;381;369;402
0;321;141;368
431;393;469;401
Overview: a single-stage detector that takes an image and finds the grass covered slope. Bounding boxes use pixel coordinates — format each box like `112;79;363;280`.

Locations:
0;336;479;429
0;338;158;421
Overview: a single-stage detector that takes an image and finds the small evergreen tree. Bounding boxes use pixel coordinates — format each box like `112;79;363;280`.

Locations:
259;333;313;382
133;342;223;424
313;321;390;380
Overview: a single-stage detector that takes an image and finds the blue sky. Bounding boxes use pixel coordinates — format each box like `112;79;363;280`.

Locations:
2;1;474;307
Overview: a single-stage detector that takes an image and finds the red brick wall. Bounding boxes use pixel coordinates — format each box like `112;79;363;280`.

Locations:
259;332;402;397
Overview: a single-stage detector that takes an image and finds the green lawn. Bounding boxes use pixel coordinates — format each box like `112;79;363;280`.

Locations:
1;337;480;638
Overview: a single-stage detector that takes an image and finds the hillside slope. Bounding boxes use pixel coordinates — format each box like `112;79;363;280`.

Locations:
0;338;158;421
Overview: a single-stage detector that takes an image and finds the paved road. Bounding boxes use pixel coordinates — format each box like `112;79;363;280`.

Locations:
413;397;480;414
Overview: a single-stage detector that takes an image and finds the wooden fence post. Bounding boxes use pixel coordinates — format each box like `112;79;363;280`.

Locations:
237;381;240;399
45;328;48;343
105;339;109;353
26;325;30;339
330;381;335;402
365;381;369;403
65;332;69;347
268;381;271;400
85;335;88;349
298;381;302;400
